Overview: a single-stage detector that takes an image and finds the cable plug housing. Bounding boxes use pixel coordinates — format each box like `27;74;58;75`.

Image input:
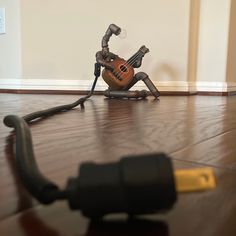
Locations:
66;153;177;218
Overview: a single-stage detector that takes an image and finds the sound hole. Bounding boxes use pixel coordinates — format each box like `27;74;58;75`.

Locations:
120;65;128;73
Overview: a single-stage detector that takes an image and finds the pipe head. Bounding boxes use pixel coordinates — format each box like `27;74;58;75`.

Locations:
109;24;121;35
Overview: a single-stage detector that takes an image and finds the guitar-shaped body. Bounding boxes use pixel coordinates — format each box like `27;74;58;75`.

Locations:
102;57;134;90
102;46;149;90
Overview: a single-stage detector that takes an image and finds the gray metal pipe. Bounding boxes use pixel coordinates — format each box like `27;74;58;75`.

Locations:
103;90;148;99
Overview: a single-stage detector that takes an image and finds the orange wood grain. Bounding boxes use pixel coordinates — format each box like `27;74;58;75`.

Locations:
102;57;134;90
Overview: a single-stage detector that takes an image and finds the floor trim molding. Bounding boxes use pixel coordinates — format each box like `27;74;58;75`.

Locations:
0;79;235;96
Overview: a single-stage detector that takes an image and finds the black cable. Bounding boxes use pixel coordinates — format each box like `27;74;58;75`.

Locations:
3;63;101;204
3;62;177;218
23;63;100;123
3;115;63;204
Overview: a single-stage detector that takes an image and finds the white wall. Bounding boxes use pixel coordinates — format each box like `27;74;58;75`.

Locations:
0;0;21;80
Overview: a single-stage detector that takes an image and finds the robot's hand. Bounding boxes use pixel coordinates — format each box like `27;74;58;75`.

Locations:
104;63;114;72
96;51;115;71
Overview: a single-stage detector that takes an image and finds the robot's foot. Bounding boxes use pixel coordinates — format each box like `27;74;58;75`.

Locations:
103;90;148;99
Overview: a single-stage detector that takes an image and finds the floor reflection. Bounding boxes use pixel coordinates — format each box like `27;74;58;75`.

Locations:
85;218;169;236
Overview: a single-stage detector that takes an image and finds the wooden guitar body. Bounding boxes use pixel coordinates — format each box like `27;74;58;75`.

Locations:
102;57;134;90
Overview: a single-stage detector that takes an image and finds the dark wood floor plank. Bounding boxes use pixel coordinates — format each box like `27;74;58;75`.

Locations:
0;162;236;236
171;129;236;169
1;93;236;235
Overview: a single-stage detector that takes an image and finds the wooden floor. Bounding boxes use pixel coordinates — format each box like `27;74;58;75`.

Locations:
1;93;236;236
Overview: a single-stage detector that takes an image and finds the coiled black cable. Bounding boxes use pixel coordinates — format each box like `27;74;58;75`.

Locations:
3;63;101;204
3;63;177;218
4;115;65;204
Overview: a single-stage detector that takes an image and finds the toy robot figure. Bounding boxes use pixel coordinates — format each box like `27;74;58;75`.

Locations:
96;24;160;99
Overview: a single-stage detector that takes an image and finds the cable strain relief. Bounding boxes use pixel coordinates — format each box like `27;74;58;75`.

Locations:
35;184;61;204
66;177;81;210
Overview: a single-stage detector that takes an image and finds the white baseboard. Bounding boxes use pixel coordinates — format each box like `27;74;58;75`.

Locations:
0;79;105;90
0;79;189;91
0;79;235;93
195;81;228;92
227;82;236;92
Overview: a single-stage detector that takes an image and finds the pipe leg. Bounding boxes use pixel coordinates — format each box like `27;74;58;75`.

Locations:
103;89;148;99
135;72;160;99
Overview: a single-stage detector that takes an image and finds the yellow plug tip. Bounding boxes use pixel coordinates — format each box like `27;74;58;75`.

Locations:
174;167;216;193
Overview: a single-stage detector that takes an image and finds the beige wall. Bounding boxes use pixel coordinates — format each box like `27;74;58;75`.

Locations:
227;0;236;83
0;0;21;79
1;0;236;92
197;0;231;83
20;0;190;83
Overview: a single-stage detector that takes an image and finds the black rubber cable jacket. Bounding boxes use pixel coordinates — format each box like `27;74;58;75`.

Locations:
4;115;62;204
23;73;99;122
3;64;100;203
